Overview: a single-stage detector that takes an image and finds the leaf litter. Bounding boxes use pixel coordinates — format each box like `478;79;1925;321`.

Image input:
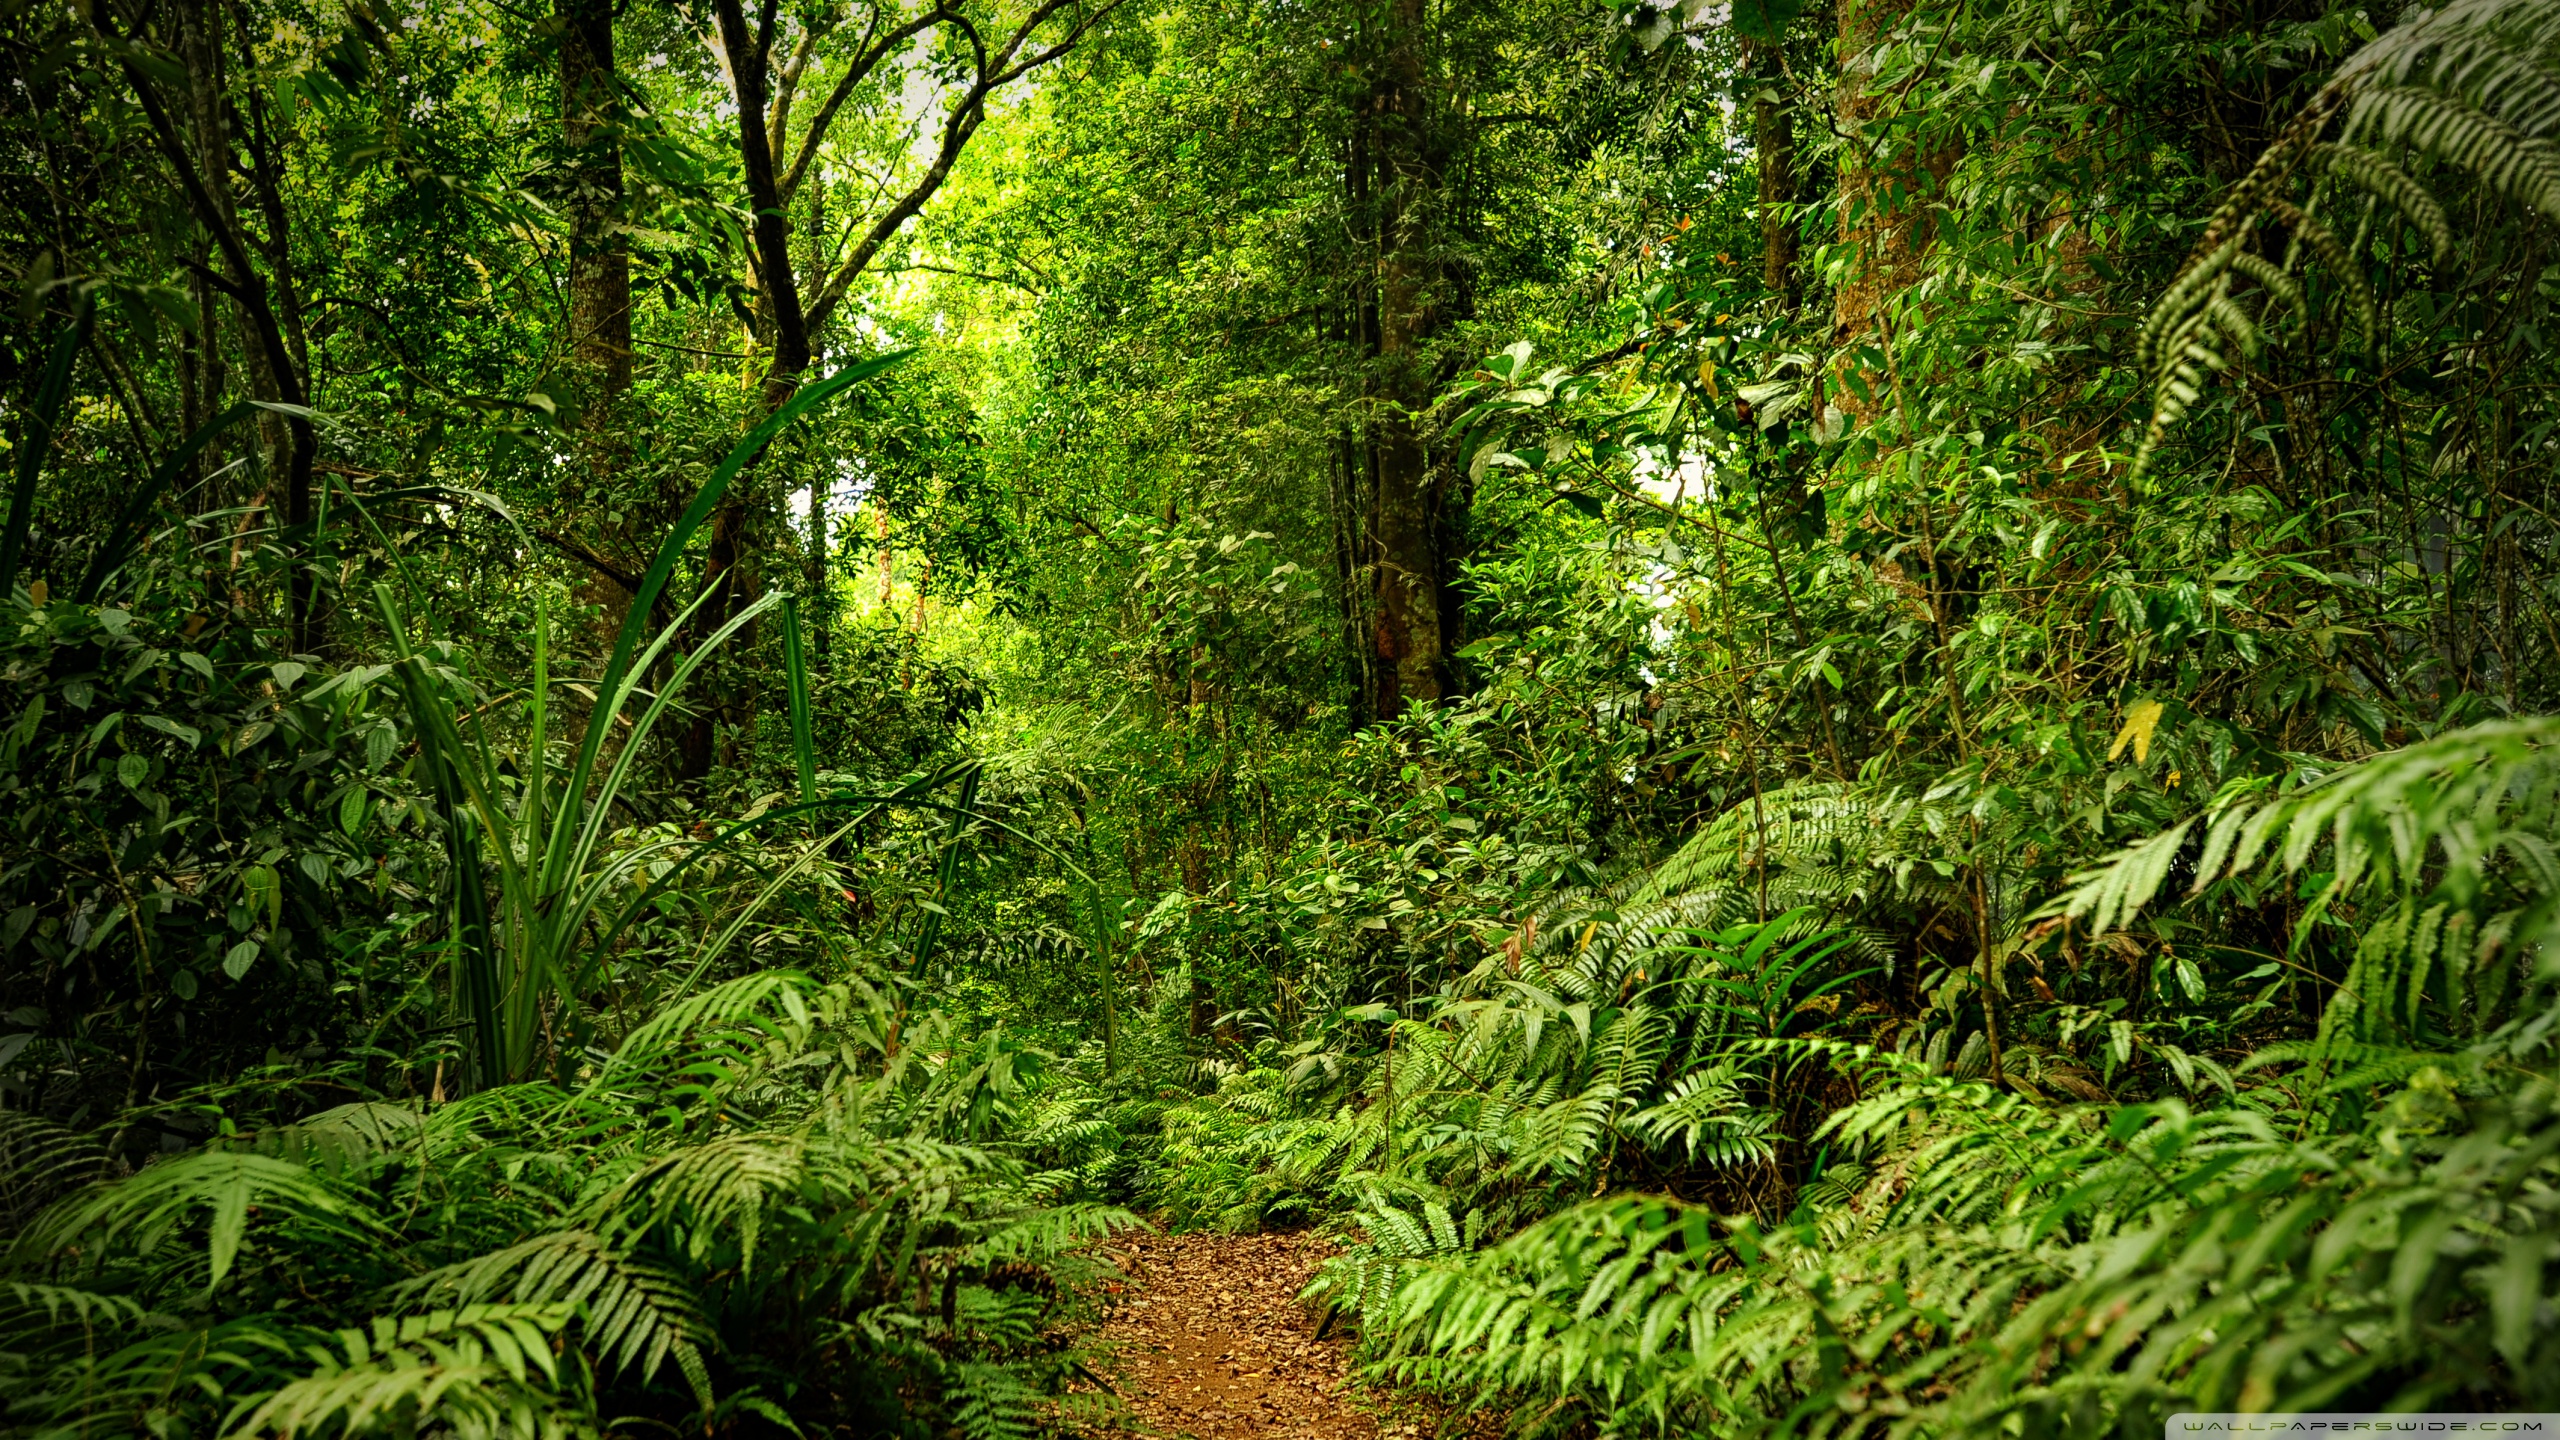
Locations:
1084;1230;1392;1440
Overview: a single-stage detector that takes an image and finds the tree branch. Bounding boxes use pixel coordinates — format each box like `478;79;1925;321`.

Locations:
767;17;824;169
881;261;1046;295
803;0;1119;341
535;527;643;595
715;0;814;400
779;6;953;204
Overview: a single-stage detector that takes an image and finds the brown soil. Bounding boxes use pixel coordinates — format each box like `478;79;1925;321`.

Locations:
1089;1230;1386;1440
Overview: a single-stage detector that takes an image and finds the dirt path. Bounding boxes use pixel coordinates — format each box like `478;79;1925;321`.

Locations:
1092;1230;1385;1440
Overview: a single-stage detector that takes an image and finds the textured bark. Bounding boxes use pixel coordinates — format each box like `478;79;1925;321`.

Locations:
1832;0;1952;384
562;0;630;400
715;0;816;405
175;1;228;504
1750;40;1799;307
1364;0;1447;722
680;0;819;785
560;0;637;691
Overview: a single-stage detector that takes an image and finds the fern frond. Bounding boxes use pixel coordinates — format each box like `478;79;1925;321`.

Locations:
397;1231;711;1401
2313;142;2455;262
18;1150;377;1292
1627;1066;1777;1167
943;1359;1045;1440
2227;250;2309;327
2338;0;2560;138
2267;200;2379;353
225;1303;588;1440
0;1111;108;1233
240;1102;425;1177
2365;87;2560;219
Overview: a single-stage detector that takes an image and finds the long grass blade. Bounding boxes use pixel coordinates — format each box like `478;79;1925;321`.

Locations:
373;584;507;1087
554;351;914;890
3;293;96;599
782;594;817;813
575;765;968;998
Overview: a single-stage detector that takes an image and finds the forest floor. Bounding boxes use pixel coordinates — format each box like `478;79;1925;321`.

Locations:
1089;1230;1397;1440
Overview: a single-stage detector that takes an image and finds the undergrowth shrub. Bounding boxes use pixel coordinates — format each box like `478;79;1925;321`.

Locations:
0;970;1141;1439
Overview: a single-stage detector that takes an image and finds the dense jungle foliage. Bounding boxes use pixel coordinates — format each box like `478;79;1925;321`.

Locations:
5;0;2560;1433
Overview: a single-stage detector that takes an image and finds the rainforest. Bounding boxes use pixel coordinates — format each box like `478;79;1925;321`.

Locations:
2;0;2557;1434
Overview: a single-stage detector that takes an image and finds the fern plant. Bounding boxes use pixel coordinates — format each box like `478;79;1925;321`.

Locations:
371;354;911;1089
2051;715;2560;1054
1333;704;2560;1435
2134;0;2560;475
0;967;1140;1439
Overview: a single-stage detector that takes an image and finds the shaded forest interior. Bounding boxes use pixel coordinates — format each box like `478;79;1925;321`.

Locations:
5;0;2560;1434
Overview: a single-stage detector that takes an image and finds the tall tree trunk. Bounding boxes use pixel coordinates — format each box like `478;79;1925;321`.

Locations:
561;0;634;676
563;0;630;402
1365;0;1447;723
175;2;227;512
804;174;832;671
1833;0;1947;378
1750;39;1798;308
685;0;821;785
142;0;313;649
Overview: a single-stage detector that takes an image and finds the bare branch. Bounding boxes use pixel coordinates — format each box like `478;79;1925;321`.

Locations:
881;261;1046;295
778;6;953;204
767;17;824;169
803;0;1122;341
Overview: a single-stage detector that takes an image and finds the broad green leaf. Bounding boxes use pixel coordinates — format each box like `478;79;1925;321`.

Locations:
139;714;201;748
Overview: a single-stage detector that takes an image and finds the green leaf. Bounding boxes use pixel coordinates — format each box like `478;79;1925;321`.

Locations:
204;1158;253;1291
224;939;260;980
2174;956;2205;1002
2491;1234;2547;1368
339;788;369;836
244;864;281;929
2110;698;2166;763
116;752;147;790
1726;0;1804;41
139;715;201;749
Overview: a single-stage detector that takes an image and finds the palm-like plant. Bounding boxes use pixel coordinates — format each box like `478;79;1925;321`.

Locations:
374;356;909;1087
